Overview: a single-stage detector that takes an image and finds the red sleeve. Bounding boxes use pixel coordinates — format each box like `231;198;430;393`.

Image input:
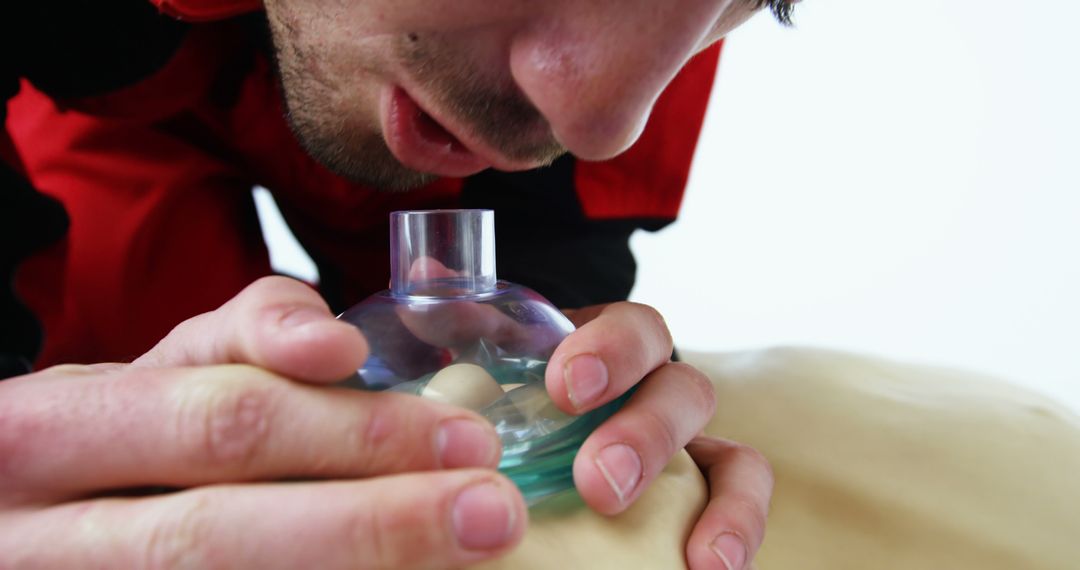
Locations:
5;25;276;366
6;24;457;365
2;84;70;374
149;0;262;22
573;42;722;223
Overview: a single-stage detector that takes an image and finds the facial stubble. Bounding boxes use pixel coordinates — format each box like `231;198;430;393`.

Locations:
269;21;565;191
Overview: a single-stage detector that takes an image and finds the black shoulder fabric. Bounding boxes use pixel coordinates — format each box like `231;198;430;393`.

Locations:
0;157;69;379
460;156;644;310
1;0;179;378
13;0;189;98
1;11;71;378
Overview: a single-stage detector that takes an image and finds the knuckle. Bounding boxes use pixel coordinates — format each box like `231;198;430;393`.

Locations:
728;444;775;488
232;277;310;324
629;302;674;349
724;491;770;538
667;362;717;413
343;486;448;568
170;314;202;339
158;314;218;364
64;501;133;566
348;503;395;568
176;374;277;471
634;407;682;460
242;276;313;308
352;394;446;474
245;275;294;296
143;494;215;570
0;389;55;487
39;364;97;376
356;401;399;472
0;411;36;482
169;313;213;346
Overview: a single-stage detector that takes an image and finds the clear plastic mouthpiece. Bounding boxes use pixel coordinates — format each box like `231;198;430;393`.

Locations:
338;209;625;505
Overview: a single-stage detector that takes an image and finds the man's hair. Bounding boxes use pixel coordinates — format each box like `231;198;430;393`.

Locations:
760;0;796;26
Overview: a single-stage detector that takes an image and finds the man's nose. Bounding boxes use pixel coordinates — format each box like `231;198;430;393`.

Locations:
509;1;725;161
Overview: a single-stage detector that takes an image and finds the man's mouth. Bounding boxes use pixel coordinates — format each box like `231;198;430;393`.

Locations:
381;86;495;178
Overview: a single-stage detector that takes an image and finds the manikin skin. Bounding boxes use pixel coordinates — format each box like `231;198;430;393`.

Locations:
480;348;1080;569
422;363;506;412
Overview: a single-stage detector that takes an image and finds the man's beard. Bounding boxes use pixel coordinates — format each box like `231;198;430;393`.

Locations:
287;105;437;192
270;26;566;192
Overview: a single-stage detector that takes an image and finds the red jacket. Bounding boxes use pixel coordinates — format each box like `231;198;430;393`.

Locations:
3;0;720;368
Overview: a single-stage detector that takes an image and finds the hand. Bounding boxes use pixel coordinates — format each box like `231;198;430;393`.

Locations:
0;277;526;569
546;303;773;570
388;278;773;568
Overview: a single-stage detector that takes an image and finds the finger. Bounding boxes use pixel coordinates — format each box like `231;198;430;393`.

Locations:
406;255;462;289
0;364;501;505
546;302;674;414
1;471;526;570
393;256;563;354
396;301;531;351
133;276;368;383
561;304;608;328
572;362;716;514
684;438;774;570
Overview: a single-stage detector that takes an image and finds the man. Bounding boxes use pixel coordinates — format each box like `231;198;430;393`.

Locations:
1;0;793;567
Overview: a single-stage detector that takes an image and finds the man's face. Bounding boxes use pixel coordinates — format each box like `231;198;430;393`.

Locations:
263;0;791;190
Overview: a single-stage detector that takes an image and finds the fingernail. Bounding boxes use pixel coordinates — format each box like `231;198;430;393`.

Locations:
594;443;642;505
564;354;609;410
279;307;329;329
452;481;517;551
711;533;748;570
436;418;499;468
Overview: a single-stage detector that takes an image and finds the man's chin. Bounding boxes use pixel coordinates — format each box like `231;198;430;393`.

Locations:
295;130;442;192
329;158;441;193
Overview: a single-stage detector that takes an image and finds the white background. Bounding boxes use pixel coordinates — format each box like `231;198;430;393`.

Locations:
630;1;1080;411
257;1;1080;412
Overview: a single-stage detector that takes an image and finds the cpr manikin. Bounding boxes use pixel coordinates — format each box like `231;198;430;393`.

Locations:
338;210;1079;569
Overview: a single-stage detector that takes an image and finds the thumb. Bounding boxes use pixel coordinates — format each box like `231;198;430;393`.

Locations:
133;276;368;383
